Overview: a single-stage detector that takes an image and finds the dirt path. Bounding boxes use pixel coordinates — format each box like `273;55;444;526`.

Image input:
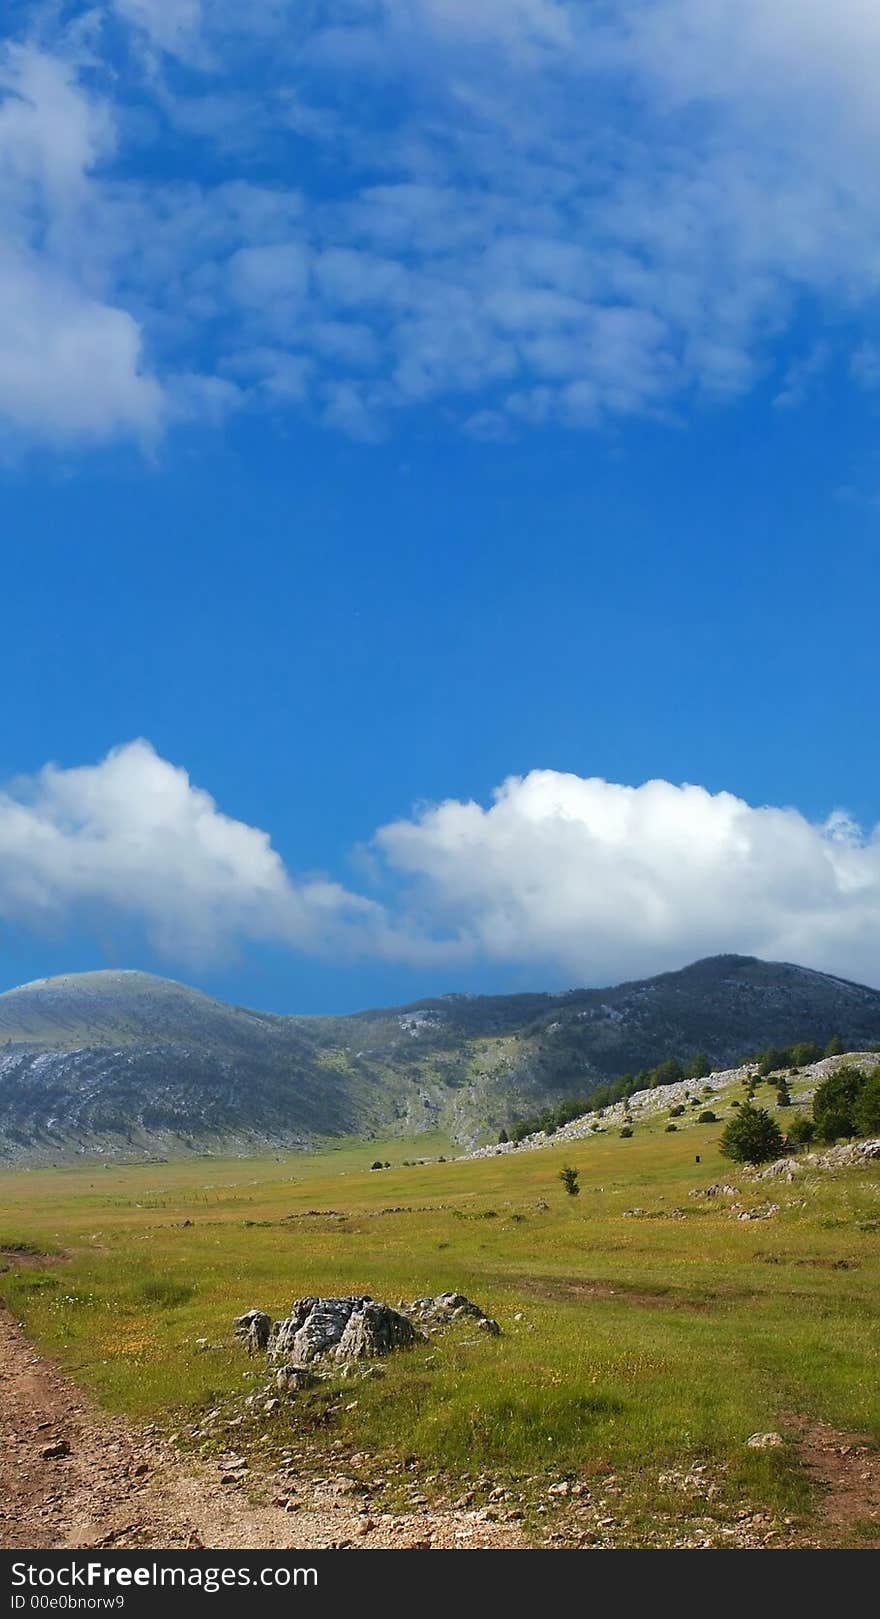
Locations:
4;1306;879;1551
791;1416;880;1540
0;1308;527;1551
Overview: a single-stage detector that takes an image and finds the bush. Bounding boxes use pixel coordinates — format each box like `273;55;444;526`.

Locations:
719;1103;784;1166
853;1069;880;1137
788;1114;816;1146
665;1123;678;1133
370;1160;384;1170
619;1125;634;1138
559;1165;580;1196
669;1104;685;1118
698;1110;717;1123
812;1065;865;1142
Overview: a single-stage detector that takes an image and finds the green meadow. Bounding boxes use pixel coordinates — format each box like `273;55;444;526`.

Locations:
1;1089;878;1545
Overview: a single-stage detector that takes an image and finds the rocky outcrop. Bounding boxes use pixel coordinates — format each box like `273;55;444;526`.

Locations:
753;1137;880;1181
233;1290;500;1376
268;1296;426;1366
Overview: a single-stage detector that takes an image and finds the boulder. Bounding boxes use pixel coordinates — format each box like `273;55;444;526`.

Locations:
269;1296;426;1365
233;1308;272;1354
745;1432;785;1449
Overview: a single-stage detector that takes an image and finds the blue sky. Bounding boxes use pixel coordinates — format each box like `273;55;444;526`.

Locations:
2;2;879;1011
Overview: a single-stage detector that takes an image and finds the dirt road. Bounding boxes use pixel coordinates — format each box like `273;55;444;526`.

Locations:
0;1308;526;1551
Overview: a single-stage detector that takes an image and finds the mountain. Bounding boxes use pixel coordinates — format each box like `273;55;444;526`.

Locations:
1;955;879;1162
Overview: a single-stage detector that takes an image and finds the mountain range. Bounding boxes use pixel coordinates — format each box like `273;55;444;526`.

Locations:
1;953;879;1162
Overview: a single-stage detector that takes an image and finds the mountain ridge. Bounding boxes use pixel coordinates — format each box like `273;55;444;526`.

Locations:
2;954;879;1162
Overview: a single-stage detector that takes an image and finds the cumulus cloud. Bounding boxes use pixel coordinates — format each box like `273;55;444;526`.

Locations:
1;746;879;987
373;771;880;987
0;42;163;446
0;741;379;962
4;3;880;445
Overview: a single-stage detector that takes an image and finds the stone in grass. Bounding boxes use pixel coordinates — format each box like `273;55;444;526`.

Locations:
233;1309;272;1355
275;1366;318;1393
269;1296;426;1366
745;1432;785;1449
404;1292;502;1336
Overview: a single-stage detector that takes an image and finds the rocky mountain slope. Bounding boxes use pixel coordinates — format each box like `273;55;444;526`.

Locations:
1;955;879;1161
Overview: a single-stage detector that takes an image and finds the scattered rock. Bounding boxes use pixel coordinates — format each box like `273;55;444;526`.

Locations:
405;1293;501;1336
274;1366;317;1393
746;1432;785;1449
40;1441;70;1461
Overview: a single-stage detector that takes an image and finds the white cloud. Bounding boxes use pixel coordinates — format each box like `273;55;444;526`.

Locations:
0;42;164;446
0;741;378;962
374;771;880;987
6;4;880;443
1;746;879;988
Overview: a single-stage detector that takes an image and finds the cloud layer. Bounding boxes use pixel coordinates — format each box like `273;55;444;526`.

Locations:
1;742;879;987
4;2;880;446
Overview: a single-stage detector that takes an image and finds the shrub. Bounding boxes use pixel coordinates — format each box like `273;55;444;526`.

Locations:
668;1104;685;1118
370;1160;384;1170
853;1069;880;1137
619;1126;634;1138
559;1165;580;1196
665;1123;678;1133
788;1114;816;1146
719;1103;784;1166
698;1110;717;1123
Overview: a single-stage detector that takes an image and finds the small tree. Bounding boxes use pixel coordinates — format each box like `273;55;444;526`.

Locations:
791;1041;822;1069
813;1065;864;1141
775;1078;792;1107
788;1114;815;1147
559;1165;580;1196
619;1125;634;1138
825;1034;844;1057
687;1052;712;1080
853;1069;880;1137
498;1128;509;1144
720;1103;784;1166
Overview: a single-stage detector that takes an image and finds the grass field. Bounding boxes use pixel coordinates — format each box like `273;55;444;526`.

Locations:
1;1087;878;1547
